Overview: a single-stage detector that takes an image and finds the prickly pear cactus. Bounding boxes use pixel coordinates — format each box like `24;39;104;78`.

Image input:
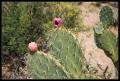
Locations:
48;29;84;78
26;51;69;79
26;29;84;79
94;23;104;34
95;5;118;67
100;6;114;28
94;29;118;66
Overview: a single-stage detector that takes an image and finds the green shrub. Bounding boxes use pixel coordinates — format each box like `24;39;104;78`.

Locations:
2;2;80;55
2;2;29;54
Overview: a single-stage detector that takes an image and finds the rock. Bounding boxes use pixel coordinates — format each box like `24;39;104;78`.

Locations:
2;65;10;79
83;12;100;27
79;2;100;28
76;30;117;79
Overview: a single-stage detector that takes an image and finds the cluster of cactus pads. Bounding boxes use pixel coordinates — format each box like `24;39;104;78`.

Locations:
26;29;85;79
95;6;118;67
27;29;102;79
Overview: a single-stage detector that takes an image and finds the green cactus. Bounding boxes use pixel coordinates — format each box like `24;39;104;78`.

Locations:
100;6;114;28
95;5;118;68
48;29;84;79
94;29;118;66
112;46;118;66
26;51;70;79
27;29;105;79
94;23;104;34
26;29;85;79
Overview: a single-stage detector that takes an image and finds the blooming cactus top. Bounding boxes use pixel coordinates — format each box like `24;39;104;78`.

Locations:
53;17;63;28
28;42;38;52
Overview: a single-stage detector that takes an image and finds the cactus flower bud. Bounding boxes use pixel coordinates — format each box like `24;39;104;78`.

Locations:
28;42;38;52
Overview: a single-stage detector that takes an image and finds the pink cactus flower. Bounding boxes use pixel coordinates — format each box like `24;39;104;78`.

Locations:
53;17;63;29
28;42;38;52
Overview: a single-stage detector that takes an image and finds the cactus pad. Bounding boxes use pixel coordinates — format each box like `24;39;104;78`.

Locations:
100;6;114;28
